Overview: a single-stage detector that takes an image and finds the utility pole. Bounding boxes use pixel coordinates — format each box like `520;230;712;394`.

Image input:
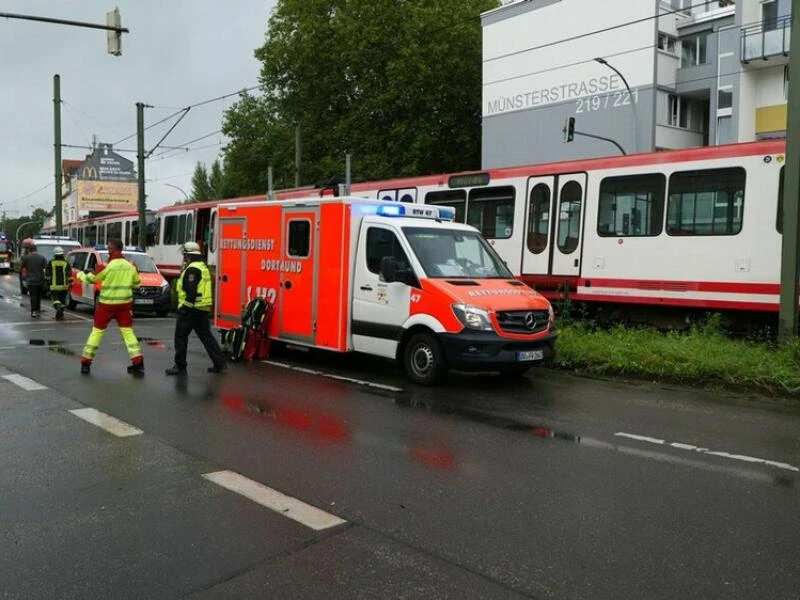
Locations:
778;0;800;344
136;102;146;249
53;74;62;236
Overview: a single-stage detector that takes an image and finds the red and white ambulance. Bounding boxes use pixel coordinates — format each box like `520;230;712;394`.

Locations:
215;197;556;384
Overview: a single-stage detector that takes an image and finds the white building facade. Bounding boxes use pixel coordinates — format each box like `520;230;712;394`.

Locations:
482;0;790;167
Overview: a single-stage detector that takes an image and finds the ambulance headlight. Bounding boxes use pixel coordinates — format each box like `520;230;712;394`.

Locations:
452;303;493;331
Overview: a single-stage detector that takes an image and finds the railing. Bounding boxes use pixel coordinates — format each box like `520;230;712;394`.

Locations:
741;16;791;63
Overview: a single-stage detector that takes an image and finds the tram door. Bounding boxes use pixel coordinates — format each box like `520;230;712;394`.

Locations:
521;173;586;277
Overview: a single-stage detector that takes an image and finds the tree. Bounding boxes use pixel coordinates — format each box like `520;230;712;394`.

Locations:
189;162;214;203
221;0;499;196
208;159;230;199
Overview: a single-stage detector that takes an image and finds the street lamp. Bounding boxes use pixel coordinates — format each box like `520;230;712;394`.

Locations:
594;57;638;153
165;183;190;203
15;220;42;252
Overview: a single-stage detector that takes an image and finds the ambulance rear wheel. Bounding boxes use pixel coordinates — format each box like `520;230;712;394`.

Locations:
403;332;447;385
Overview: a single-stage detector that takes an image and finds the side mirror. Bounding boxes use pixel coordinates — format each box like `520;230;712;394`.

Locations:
379;256;396;283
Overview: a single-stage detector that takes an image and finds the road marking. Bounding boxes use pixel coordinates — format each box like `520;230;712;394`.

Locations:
202;470;347;531
2;374;48;391
265;360;403;392
615;432;799;472
68;408;143;437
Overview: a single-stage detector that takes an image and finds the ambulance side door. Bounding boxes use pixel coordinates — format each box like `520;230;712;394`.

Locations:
279;208;318;343
217;218;247;326
351;225;412;359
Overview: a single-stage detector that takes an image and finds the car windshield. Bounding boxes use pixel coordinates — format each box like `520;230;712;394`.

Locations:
99;251;159;273
39;244;79;262
402;226;513;279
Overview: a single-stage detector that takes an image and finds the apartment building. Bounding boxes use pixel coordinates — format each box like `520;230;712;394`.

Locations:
481;0;790;167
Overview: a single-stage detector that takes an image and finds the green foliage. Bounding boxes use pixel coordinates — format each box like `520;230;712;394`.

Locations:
552;321;800;399
220;0;500;196
190;162;213;203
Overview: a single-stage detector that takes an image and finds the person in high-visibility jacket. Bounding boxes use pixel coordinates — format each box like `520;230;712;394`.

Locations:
165;241;226;375
78;238;144;376
45;246;72;320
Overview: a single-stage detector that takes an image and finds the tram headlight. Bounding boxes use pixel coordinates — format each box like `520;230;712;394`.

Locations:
452;303;493;331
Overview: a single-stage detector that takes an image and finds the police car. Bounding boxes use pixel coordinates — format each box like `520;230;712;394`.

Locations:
66;246;171;316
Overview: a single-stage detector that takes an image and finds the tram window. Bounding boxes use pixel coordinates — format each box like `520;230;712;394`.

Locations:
598;174;665;237
107;221;122;242
287;220;311;258
164;216;179;245
86;225;98;247
185;213;194;244
177;215;187;244
153;217;161;245
426;190;466;223
467;186;515;239
777;166;785;234
209;212;217;253
557;181;583;254
527;183;550;254
666;167;745;236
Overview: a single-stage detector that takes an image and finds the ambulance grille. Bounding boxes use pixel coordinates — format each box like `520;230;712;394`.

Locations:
138;286;163;298
496;310;549;334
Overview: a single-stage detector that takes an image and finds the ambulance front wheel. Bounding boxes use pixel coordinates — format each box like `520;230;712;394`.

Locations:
403;332;447;386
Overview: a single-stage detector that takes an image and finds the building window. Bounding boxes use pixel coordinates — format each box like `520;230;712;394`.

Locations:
681;33;708;67
763;0;778;31
666;167;745;236
718;88;733;111
668;94;690;128
598;174;665;237
658;33;678;54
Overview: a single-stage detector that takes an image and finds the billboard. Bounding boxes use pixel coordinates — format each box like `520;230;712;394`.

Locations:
76;180;137;211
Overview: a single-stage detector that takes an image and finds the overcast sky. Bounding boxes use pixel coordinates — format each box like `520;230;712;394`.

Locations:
0;0;277;219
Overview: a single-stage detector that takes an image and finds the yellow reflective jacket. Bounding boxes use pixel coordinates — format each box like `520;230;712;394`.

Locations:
79;255;140;304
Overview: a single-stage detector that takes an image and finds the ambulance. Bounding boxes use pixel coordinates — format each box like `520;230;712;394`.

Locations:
215;197;556;385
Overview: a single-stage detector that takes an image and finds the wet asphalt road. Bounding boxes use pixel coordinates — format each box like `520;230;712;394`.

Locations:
0;273;798;599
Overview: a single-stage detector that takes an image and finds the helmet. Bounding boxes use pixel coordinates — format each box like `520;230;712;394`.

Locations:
182;241;202;255
53;246;65;256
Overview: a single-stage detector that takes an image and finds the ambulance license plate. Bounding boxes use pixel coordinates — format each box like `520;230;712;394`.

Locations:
516;350;543;362
135;299;154;305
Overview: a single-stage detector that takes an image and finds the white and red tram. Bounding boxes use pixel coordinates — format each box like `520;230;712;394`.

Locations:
341;140;787;320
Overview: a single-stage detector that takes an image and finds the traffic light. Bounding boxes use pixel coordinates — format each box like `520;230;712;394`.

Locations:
107;7;122;56
563;117;575;143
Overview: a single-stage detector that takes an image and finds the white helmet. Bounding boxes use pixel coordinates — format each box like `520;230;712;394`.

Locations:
53;246;65;256
182;241;202;255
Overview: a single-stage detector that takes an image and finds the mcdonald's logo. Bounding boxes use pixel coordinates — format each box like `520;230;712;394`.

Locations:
81;166;98;179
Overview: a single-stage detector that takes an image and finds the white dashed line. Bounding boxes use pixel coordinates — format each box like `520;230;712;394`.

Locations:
615;432;799;472
2;374;48;391
265;360;403;392
202;470;347;531
68;408;143;437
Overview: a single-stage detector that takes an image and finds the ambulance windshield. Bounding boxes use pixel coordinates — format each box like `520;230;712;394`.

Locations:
403;227;513;279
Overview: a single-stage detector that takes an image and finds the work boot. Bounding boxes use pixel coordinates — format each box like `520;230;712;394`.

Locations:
80;363;91;375
56;306;64;320
165;366;187;376
207;365;227;374
127;362;145;376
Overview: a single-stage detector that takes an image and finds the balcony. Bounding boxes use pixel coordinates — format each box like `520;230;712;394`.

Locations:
741;16;790;64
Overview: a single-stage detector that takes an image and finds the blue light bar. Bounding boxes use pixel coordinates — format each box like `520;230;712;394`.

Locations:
436;206;456;221
376;204;405;217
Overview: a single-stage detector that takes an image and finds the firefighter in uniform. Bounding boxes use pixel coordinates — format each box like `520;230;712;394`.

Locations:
46;246;72;320
165;241;227;375
78;238;144;375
